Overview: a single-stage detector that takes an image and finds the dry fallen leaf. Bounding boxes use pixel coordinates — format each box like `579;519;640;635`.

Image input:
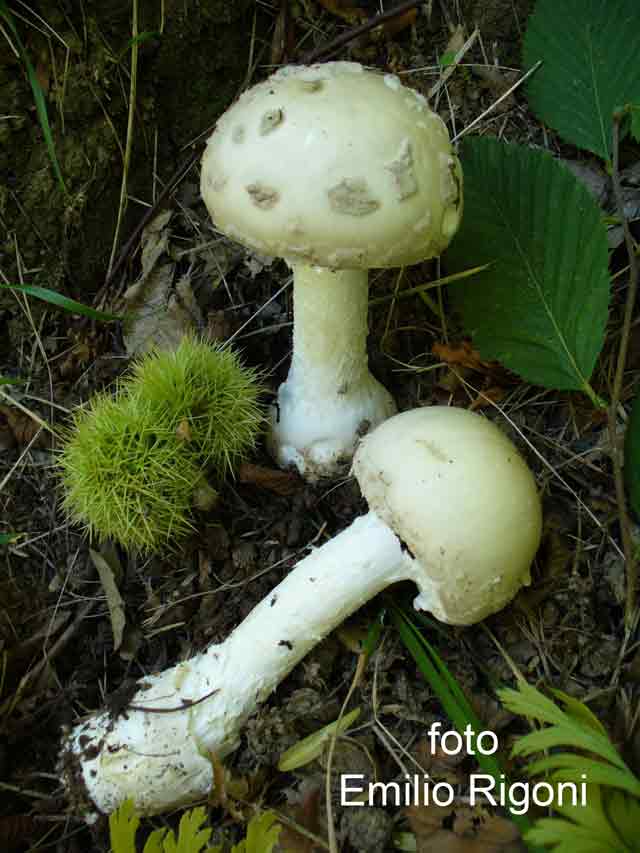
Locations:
414;739;468;787
406;802;525;853
90;547;126;652
238;462;303;496
276;785;324;853
432;340;490;371
315;0;367;25
0;406;47;448
122;211;203;355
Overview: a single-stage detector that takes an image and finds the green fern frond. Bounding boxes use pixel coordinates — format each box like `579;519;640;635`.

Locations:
498;681;640;852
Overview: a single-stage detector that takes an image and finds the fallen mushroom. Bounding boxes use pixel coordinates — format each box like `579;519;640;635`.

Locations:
200;62;463;480
60;406;540;818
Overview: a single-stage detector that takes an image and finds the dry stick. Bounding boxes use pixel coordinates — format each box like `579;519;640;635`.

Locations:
325;651;368;853
93;150;201;309
107;0;139;278
300;0;422;64
609;112;639;628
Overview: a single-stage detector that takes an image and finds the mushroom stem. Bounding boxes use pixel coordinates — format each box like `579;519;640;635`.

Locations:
268;263;396;476
287;265;370;396
61;512;408;818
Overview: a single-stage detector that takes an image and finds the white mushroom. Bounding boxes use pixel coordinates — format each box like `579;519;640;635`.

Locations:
60;406;540;818
201;62;463;479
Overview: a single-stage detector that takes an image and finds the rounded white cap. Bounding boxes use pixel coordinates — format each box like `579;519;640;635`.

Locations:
201;62;462;269
353;407;542;625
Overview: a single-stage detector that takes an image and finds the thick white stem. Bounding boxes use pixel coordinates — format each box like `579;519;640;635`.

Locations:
268;264;396;479
289;265;370;396
62;511;412;817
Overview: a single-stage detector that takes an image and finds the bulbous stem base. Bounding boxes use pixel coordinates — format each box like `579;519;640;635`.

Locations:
268;264;396;479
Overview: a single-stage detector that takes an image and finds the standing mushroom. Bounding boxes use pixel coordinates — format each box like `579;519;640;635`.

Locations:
61;406;540;818
201;62;463;479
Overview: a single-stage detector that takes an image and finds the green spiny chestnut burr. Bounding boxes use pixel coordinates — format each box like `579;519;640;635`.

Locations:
58;338;264;553
122;337;264;477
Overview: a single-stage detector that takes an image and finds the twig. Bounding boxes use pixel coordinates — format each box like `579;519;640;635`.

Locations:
93;149;201;308
300;0;422;64
608;111;639;628
107;0;139;277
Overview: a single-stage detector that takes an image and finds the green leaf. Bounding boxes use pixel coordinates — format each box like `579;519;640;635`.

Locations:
624;391;640;518
108;799;140;853
526;785;634;851
445;138;610;398
439;50;456;67
116;31;161;63
161;807;212;853
0;1;66;193
525;754;640;798
139;807;213;853
523;0;640;162
278;708;360;771
604;789;640;850
233;812;281;853
499;683;634;776
1;283;121;321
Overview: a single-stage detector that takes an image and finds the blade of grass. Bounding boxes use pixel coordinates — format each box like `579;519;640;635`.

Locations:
368;264;490;306
0;1;66;194
116;30;160;63
108;0;139;275
390;603;540;845
2;283;121;321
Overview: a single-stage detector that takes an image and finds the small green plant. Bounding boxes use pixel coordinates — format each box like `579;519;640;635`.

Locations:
0;1;66;193
58;338;264;553
499;680;640;852
108;800;281;853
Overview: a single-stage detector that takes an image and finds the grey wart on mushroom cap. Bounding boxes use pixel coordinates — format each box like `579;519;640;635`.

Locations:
201;61;463;480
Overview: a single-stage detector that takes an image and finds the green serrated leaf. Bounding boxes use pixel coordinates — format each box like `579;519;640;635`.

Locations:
523;0;640;162
525;816;628;853
233;811;281;853
624;392;640;518
142;829;167;853
445;138;610;397
604;789;640;849
525;754;640;798
157;806;212;853
548;688;609;737
108;799;140;853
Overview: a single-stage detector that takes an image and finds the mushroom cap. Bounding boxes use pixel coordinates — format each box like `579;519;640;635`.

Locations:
201;62;462;269
352;407;542;625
